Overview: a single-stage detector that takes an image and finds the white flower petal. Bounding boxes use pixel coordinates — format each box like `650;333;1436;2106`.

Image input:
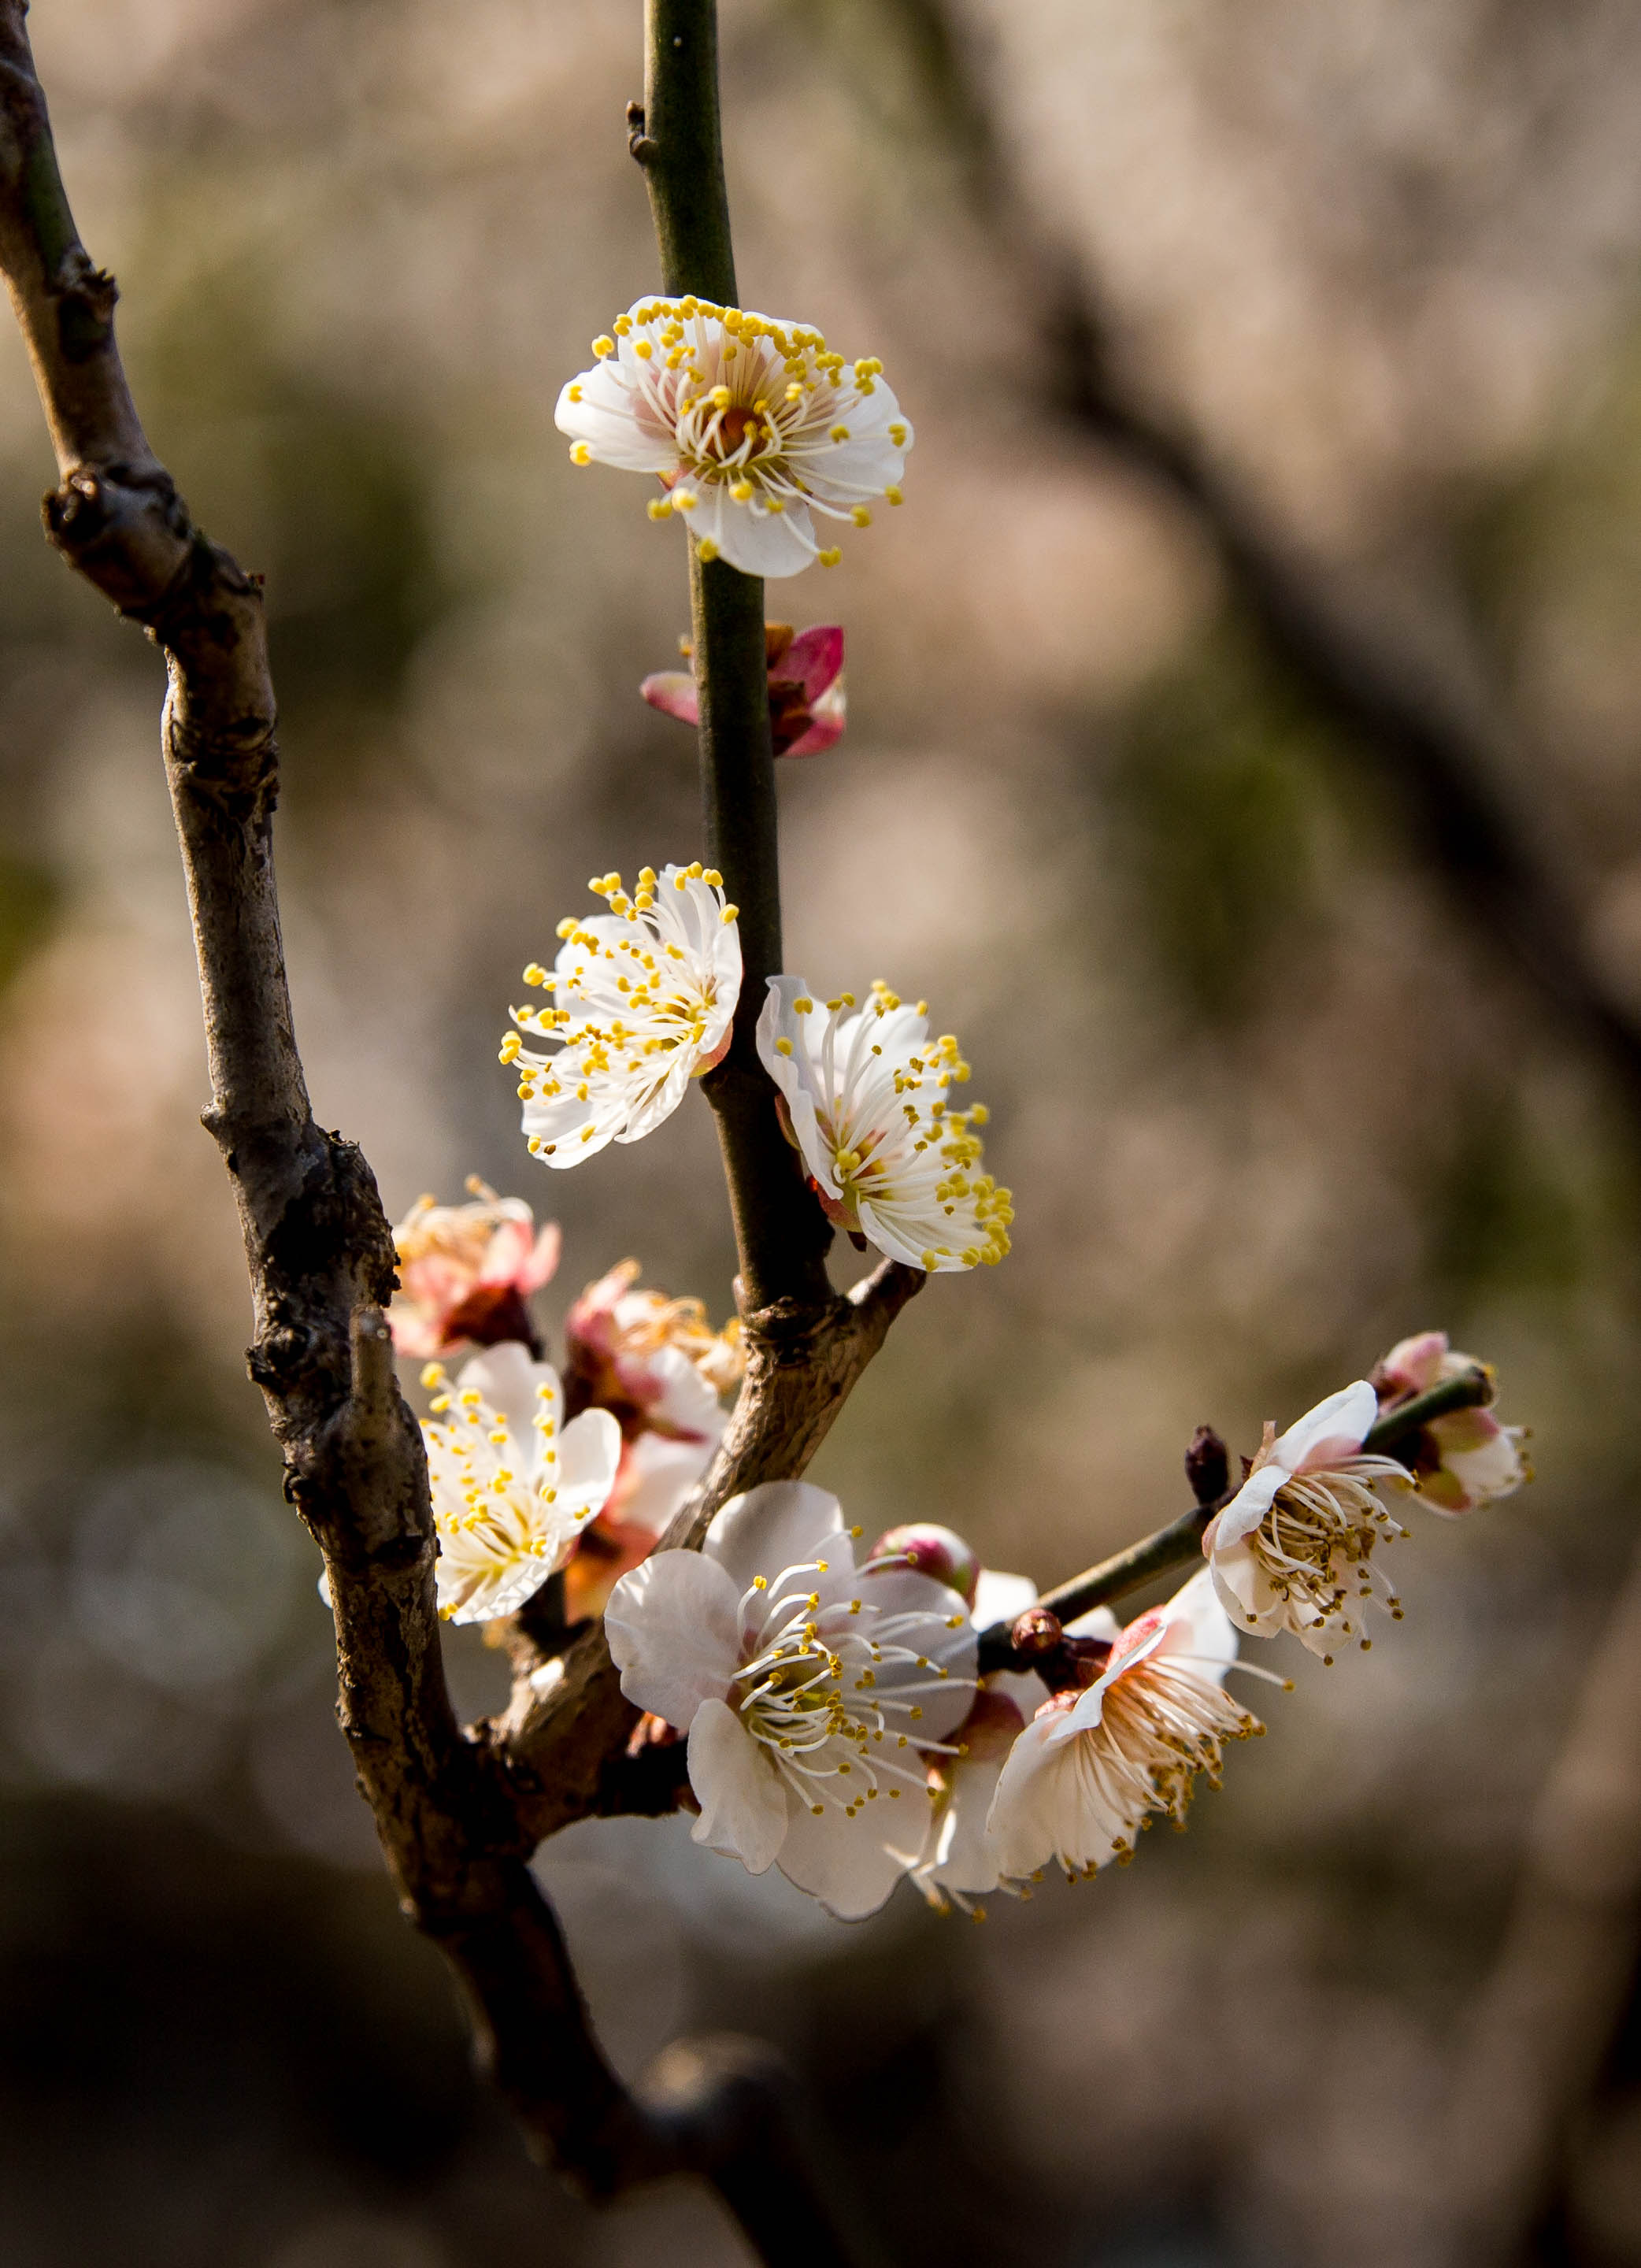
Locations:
687;1697;788;1872
703;1480;845;1596
1273;1380;1377;1474
618;1430;716;1536
605;1548;741;1725
554;1406;622;1521
773;1788;913;1919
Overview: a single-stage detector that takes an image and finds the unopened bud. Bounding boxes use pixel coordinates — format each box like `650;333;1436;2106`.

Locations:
1011;1606;1063;1657
1185;1424;1231;1506
869;1521;980;1604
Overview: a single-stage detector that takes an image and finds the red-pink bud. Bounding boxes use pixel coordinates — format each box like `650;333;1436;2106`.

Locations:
869;1521;980;1604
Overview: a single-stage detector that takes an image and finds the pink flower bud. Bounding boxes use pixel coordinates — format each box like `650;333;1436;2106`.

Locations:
868;1521;980;1603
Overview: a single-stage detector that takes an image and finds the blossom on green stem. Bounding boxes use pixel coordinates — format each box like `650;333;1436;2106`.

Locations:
503;862;741;1167
756;976;1013;1273
557;298;913;577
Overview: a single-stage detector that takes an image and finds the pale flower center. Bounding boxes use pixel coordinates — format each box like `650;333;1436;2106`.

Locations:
1247;1461;1409;1658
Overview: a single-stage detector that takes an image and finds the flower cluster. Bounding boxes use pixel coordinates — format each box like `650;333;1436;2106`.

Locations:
607;1490;1266;1918
643;623;846;758
387;1180;561;1358
556;299;912;578
504;863;741;1166
420;1343;621;1624
757;977;1013;1272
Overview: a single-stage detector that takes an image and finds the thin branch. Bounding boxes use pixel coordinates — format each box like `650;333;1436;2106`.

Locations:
636;0;833;1310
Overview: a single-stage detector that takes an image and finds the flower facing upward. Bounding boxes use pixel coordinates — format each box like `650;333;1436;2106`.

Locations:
605;1481;976;1918
420;1343;620;1623
643;624;847;758
1203;1380;1412;1660
557;300;912;578
387;1179;561;1358
986;1571;1262;1881
560;1258;745;1620
756;977;1013;1272
504;864;741;1168
1373;1332;1528;1515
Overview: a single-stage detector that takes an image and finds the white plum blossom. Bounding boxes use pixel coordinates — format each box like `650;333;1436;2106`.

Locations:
605;1481;976;1918
1203;1380;1413;1660
1374;1332;1528;1515
756;976;1013;1273
986;1571;1261;1881
556;298;913;578
503;863;741;1168
420;1343;621;1624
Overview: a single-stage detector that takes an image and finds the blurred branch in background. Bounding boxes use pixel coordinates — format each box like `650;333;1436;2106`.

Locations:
1440;1536;1641;2266
806;0;1641;1119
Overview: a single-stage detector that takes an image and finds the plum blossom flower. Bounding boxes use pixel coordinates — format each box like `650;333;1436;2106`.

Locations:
504;863;741;1168
643;623;846;759
420;1343;620;1623
986;1571;1262;1881
605;1481;976;1918
1372;1332;1528;1514
561;1259;745;1620
756;977;1013;1272
1203;1380;1413;1660
556;298;912;577
387;1179;561;1358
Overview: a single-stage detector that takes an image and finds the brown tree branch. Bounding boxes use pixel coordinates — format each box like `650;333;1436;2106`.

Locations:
0;10;887;2248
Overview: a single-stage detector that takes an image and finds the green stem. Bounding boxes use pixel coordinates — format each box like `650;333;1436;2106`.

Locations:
639;0;832;1310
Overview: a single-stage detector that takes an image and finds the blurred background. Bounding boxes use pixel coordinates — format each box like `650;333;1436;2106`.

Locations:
0;1;1639;2262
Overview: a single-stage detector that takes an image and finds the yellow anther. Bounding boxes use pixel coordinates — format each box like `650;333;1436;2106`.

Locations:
730;480;754;502
776;1037;793;1056
793;995;813;1014
672;488;697;511
819;547;842;567
710;384;732;410
569;442;593;466
885;486;903;506
613;314;632;335
698;537;719;562
568;383;583;403
420;1363;445;1389
647;496;673;521
721;903;738;921
591;335;615;358
830;424;850;443
498;1032;522;1065
888;422;907;447
851;506;872;528
633;339;653;359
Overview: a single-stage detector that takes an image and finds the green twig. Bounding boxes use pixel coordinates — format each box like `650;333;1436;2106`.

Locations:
637;0;832;1311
